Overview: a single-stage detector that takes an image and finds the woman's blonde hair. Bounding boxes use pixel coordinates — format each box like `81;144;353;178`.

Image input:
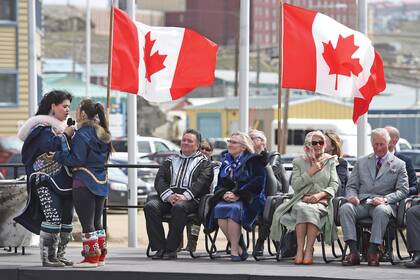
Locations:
325;130;344;157
303;130;325;146
231;131;255;153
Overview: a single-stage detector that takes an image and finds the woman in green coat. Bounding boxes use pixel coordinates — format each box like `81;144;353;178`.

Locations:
270;130;339;265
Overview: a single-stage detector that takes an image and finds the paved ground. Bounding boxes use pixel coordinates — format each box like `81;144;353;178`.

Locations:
2;211;419;280
1;247;420;280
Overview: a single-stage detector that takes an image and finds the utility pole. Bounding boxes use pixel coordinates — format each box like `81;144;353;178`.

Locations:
28;0;37;116
86;0;91;97
239;0;250;132
357;0;368;157
126;0;138;248
256;45;260;95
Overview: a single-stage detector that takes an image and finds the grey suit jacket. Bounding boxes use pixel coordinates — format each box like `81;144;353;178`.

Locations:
346;152;409;210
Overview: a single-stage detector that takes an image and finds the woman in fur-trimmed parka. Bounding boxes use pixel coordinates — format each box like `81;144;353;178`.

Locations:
15;90;74;267
54;99;112;268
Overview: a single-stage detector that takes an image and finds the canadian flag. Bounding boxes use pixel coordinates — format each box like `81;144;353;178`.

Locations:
282;3;386;123
111;7;218;102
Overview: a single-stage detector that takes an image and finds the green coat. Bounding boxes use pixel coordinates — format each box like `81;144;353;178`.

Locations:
270;156;339;245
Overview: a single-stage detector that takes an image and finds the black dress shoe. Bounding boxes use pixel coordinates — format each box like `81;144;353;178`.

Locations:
405;255;420;268
253;239;264;256
151;249;165;260
162;250;177;260
367;252;380;266
342;252;360;266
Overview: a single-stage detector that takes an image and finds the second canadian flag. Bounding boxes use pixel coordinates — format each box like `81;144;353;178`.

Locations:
111;7;218;103
282;3;386;123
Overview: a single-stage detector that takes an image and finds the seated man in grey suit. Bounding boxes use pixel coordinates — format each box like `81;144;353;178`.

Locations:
340;128;409;266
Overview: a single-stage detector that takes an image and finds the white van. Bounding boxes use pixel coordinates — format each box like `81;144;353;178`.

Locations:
271;119;372;157
397;138;412;151
111;136;180;162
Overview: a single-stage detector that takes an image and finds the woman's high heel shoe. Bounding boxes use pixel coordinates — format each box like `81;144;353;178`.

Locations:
294;250;304;265
302;248;314;265
294;256;303;265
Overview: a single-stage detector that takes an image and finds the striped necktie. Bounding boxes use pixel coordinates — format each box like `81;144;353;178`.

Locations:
376;157;382;176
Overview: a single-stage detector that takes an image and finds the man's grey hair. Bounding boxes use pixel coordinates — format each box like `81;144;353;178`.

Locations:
371;128;391;144
248;129;267;144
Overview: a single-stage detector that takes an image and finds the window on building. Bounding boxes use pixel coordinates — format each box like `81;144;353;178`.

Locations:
36;0;42;29
0;0;16;21
0;72;17;106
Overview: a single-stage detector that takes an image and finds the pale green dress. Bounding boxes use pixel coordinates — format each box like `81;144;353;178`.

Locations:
270;156;339;245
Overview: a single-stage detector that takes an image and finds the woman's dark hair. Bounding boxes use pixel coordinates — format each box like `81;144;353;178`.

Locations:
36;90;73;115
201;138;214;151
79;99;114;153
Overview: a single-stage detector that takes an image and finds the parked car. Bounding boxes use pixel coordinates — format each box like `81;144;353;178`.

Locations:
108;158;157;206
0;136;23;163
397;150;420;177
1;153;25;179
107;167;129;207
397;138;412;151
111;136;179;162
209;138;227;162
140;151;177;165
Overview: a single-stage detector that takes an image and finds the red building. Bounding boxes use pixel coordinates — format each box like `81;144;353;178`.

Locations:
252;0;357;47
165;0;241;46
165;0;357;48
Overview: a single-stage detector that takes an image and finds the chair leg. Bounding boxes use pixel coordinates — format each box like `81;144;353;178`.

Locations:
209;229;219;259
396;228;411;261
267;239;276;256
332;237;344;259
276;226;287;262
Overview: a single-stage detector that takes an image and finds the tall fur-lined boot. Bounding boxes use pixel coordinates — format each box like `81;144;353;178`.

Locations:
97;229;107;266
40;231;65;267
57;231;73;266
73;232;101;268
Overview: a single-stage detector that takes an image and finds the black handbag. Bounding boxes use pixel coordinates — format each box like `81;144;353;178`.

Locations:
280;229;297;258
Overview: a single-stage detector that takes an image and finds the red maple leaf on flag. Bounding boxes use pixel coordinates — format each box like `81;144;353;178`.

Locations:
322;34;363;90
144;31;167;82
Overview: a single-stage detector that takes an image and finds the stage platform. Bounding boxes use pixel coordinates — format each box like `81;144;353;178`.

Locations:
1;247;419;280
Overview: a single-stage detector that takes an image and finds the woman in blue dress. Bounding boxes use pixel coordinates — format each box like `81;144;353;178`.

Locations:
206;132;266;261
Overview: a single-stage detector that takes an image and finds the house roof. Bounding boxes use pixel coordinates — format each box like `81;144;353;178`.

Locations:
185;95;352;110
369;83;420;110
43;75;111;98
215;70;278;85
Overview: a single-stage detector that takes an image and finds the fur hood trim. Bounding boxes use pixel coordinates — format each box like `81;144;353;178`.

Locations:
77;120;111;144
17;115;66;141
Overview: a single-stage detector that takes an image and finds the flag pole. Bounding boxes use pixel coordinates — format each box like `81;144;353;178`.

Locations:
106;0;115;119
277;1;283;153
239;0;250;132
357;0;368;157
